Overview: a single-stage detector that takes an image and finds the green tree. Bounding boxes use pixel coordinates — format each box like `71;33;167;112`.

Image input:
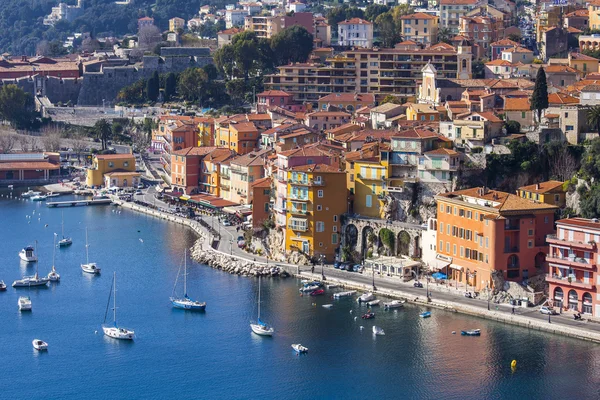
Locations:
365;4;390;22
327;6;365;30
581;137;600;181
164;72;177;101
214;31;273;80
93;119;112;151
146;71;159;102
472;59;486;79
437;27;452;44
375;12;400;48
587;105;600;135
117;79;146;104
530;67;549;123
579;184;600;218
0;84;36;129
507;33;522;43
270;25;314;65
178;67;208;102
203;64;219;80
382;95;401;104
505;120;521;134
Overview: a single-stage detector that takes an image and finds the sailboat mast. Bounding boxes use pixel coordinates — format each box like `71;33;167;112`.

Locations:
258;276;261;320
52;233;56;268
184;249;187;297
85;228;89;264
113;272;117;326
35;240;39;279
61;211;64;238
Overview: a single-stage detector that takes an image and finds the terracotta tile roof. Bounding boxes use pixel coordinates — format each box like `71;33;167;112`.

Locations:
318;93;375;103
548;93;579;105
230;149;272;167
556;217;600;230
407;102;438;113
545;65;578;73
246;114;271;121
219;27;244;35
231;122;258;133
565;9;588;17
567;27;583;34
205;148;235;163
438;187;558;212
339;18;372;25
306;111;352;117
490;39;520;47
440;0;478;4
400;12;437;20
326;122;362;136
503;90;532;97
582;84;600;92
545;113;559;118
0;161;59;171
94;153;134;160
172;147;218;157
570;52;598;61
392;127;439;139
425;148;459;156
257;90;292;97
486;59;513;66
104;171;141;177
518;180;565;194
370;103;404;114
252;176;271;188
473;112;503;122
503;97;530;111
289;163;343;173
503;46;533;54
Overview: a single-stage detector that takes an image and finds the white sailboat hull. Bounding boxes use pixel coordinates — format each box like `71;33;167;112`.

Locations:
12;276;49;287
102;325;134;340
19;251;37;262
81;263;100;274
250;324;274;336
170;297;206;311
32;340;48;351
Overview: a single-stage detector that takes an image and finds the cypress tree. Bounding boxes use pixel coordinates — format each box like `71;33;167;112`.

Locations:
530;67;548;123
147;71;159;102
164;72;176;101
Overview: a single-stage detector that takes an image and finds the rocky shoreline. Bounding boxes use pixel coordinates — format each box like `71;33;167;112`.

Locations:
190;240;291;278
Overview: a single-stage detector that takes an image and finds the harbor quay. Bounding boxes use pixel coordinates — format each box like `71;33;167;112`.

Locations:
115;198;600;344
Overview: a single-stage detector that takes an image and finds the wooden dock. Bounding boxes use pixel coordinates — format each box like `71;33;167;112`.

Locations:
46;198;112;207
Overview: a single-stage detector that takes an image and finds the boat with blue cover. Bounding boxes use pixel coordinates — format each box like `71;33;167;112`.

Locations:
420;311;431;318
461;329;481;336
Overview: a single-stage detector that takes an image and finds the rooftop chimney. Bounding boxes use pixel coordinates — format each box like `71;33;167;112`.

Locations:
536;183;540;190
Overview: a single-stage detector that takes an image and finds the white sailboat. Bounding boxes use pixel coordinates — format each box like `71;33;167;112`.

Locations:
47;233;60;282
170;249;206;311
81;228;100;274
13;244;50;288
250;276;274;336
58;212;72;247
102;272;134;340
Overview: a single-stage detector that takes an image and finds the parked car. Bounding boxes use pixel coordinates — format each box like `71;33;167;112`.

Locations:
237;240;246;248
222;220;232;226
334;261;341;269
540;306;558;315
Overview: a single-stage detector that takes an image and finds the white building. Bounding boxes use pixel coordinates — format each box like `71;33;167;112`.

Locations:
225;9;247;28
439;0;479;33
337;18;373;48
288;2;307;12
43;0;84;26
422;218;438;269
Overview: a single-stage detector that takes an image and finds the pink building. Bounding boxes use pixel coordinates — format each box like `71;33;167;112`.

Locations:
546;218;600;316
256;90;301;113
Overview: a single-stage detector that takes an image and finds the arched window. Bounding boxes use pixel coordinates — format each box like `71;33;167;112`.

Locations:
462;59;467;69
568;290;578;311
583;292;593;314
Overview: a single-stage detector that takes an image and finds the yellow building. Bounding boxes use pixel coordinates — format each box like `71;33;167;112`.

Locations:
86;153;136;187
516;180;567;208
569;52;600;77
352;158;387;218
590;1;600;30
405;102;440;122
285;164;347;262
169;17;185;32
400;12;439;45
197;116;215;147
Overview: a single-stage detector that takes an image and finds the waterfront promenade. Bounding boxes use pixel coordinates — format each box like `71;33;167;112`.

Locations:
116;195;600;344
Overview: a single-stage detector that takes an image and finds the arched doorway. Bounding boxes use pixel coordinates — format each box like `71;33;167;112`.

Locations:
568;290;578;311
507;255;519;278
413;235;421;258
534;252;545;269
583;292;593;314
397;231;410;256
378;228;394;256
344;224;358;249
361;226;375;258
553;287;564;309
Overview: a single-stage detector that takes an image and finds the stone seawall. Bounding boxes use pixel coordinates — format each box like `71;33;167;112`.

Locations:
116;199;600;344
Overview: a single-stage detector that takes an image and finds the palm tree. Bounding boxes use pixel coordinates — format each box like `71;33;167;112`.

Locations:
588;105;600;135
438;27;452;44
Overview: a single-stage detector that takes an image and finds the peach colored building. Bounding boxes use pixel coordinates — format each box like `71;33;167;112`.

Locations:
546;218;600;316
229;149;272;205
435;187;557;291
251;177;272;229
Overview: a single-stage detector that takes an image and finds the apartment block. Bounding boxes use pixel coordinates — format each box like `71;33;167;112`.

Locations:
244;15;281;38
439;0;479;33
337;18;373;48
435;187;557;291
400;13;439;45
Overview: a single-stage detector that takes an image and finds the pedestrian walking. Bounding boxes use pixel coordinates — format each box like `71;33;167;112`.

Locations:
512;306;515;314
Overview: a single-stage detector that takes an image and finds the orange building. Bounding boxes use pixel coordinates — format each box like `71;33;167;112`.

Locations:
435;187;557;291
230;122;259;155
251;177;272;229
198;148;236;196
546;218;600;316
170;147;218;194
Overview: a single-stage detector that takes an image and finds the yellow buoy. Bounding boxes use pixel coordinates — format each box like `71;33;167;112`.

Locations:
511;360;517;368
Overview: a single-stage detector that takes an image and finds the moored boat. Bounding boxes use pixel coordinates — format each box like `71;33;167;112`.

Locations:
0;280;6;291
358;292;376;303
461;329;481;336
333;290;357;299
362;312;375;319
18;296;32;311
21;190;41;198
326;284;339;289
250;276;274;336
170;249;206;311
46;233;60;282
384;300;405;309
58;212;72;247
102;272;135;340
309;289;325;296
32;339;48;351
300;284;320;292
13;273;50;288
81;228;100;274
419;311;431;318
31;194;47;201
291;344;308;353
19;243;38;262
46;192;60;197
373;326;385;335
322;304;333;309
366;299;380;307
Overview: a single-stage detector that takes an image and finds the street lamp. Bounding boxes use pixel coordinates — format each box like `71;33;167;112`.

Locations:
372;263;377;291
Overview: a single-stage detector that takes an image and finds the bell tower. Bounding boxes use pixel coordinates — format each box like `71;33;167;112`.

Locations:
457;39;473;80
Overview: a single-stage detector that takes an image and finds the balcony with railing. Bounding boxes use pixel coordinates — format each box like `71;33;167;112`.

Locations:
289;192;309;201
288;220;308;232
547;234;596;250
546;274;594;290
546;253;596;270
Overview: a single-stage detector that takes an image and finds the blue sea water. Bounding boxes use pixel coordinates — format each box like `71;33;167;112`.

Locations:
1;191;600;400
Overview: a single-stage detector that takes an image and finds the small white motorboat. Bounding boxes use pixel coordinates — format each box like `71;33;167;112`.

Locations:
384;300;405;309
32;339;48;351
46;192;60;198
322;304;333;309
18;296;32;311
326;284;339;289
333;290;357;299
358;292;376;303
0;280;6;291
21;190;41;198
373;326;385;336
299;284;320;292
31;194;47;201
366;299;381;307
19;244;38;262
291;344;308;353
